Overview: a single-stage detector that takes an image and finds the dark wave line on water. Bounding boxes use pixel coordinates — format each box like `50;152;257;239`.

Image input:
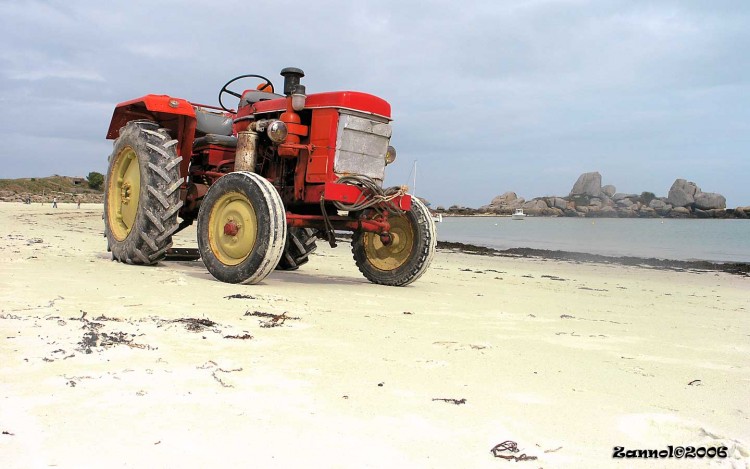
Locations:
436;241;750;277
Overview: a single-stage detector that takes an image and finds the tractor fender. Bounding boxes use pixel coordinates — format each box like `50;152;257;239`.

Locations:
106;95;197;163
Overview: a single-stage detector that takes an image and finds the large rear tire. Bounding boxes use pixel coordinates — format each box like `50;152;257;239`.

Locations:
104;120;183;265
197;171;286;284
351;197;436;286
276;228;318;271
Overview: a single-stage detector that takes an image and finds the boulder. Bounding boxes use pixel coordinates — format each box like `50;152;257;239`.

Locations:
490;192;518;206
694;208;710;219
670;206;691;217
585;206;615;218
667;179;700;207
570;172;602;197
617;206;638;218
637;206;658;218
522;199;548;211
656;203;672;216
599;206;618;217
484;192;525;213
617;198;634;208
576;206;589;214
694;192;726;210
649;199;667;210
601;185;616;197
588;197;602;208
541;207;564;217
551;197;567;210
613;193;637;201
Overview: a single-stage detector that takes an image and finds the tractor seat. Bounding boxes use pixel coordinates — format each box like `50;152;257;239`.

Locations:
193;134;237;148
239;90;284;108
194;107;233;136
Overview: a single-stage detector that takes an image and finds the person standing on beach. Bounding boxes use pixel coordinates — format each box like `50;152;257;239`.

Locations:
77;198;81;209
52;197;57;208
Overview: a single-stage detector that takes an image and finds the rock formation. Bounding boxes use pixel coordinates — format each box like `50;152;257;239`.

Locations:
694;192;726;210
570;172;602;197
601;185;616;197
667;179;700;207
470;172;740;219
479;191;525;214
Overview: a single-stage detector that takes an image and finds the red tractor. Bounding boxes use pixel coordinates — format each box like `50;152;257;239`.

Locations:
104;67;435;285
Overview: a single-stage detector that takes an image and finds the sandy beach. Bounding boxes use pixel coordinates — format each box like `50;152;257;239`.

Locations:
1;202;748;468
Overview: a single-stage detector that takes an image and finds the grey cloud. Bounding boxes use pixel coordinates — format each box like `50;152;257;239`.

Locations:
0;0;747;206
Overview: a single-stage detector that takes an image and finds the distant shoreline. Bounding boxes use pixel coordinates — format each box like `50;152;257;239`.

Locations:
436;240;750;276
437;212;750;219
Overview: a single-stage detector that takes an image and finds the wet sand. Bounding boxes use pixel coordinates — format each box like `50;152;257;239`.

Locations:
1;203;748;468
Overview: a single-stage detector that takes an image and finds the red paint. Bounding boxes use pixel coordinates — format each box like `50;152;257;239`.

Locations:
308;182;411;211
106;76;405;237
106;95;196;139
223;221;239;236
253;91;391;119
286;213;391;234
106;95;197;178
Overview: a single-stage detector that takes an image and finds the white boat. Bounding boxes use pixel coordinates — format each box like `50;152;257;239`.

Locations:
432;212;443;223
512;208;526;220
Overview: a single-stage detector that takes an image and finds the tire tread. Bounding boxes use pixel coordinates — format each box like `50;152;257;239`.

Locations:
105;121;182;266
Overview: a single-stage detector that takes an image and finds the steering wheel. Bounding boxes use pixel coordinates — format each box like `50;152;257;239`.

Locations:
218;74;275;111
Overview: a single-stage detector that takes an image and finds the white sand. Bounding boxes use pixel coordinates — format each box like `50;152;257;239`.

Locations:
1;202;748;468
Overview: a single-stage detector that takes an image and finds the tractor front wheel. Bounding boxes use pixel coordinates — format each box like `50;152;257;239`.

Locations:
351;197;436;286
104;120;182;265
197;171;287;284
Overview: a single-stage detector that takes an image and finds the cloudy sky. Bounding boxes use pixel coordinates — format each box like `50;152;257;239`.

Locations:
1;0;748;207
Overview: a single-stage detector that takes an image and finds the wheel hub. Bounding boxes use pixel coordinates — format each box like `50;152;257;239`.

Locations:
224;220;240;236
208;192;258;266
364;215;414;271
120;182;132;204
107;146;141;241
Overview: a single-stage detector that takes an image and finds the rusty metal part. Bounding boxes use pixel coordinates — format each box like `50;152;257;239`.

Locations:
234;131;258;172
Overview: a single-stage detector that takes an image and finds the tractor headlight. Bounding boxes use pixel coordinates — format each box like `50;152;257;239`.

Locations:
385;145;397;165
266;120;288;143
291;84;306;111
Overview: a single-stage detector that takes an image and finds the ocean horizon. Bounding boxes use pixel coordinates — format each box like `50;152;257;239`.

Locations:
436;216;750;263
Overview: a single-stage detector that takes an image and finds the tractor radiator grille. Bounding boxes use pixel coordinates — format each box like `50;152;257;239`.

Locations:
333;110;392;185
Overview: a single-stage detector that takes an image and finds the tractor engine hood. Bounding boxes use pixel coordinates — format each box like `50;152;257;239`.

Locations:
251;91;391;120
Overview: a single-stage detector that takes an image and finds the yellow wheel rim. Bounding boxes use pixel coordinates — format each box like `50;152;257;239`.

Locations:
208;191;258;266
107;146;141;241
363;215;414;271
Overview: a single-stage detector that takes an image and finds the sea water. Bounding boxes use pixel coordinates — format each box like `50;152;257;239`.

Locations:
436;217;750;263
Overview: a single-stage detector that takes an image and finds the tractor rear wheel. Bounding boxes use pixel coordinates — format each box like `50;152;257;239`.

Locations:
197;171;287;284
351;197;436;286
104;120;182;265
276;228;318;271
